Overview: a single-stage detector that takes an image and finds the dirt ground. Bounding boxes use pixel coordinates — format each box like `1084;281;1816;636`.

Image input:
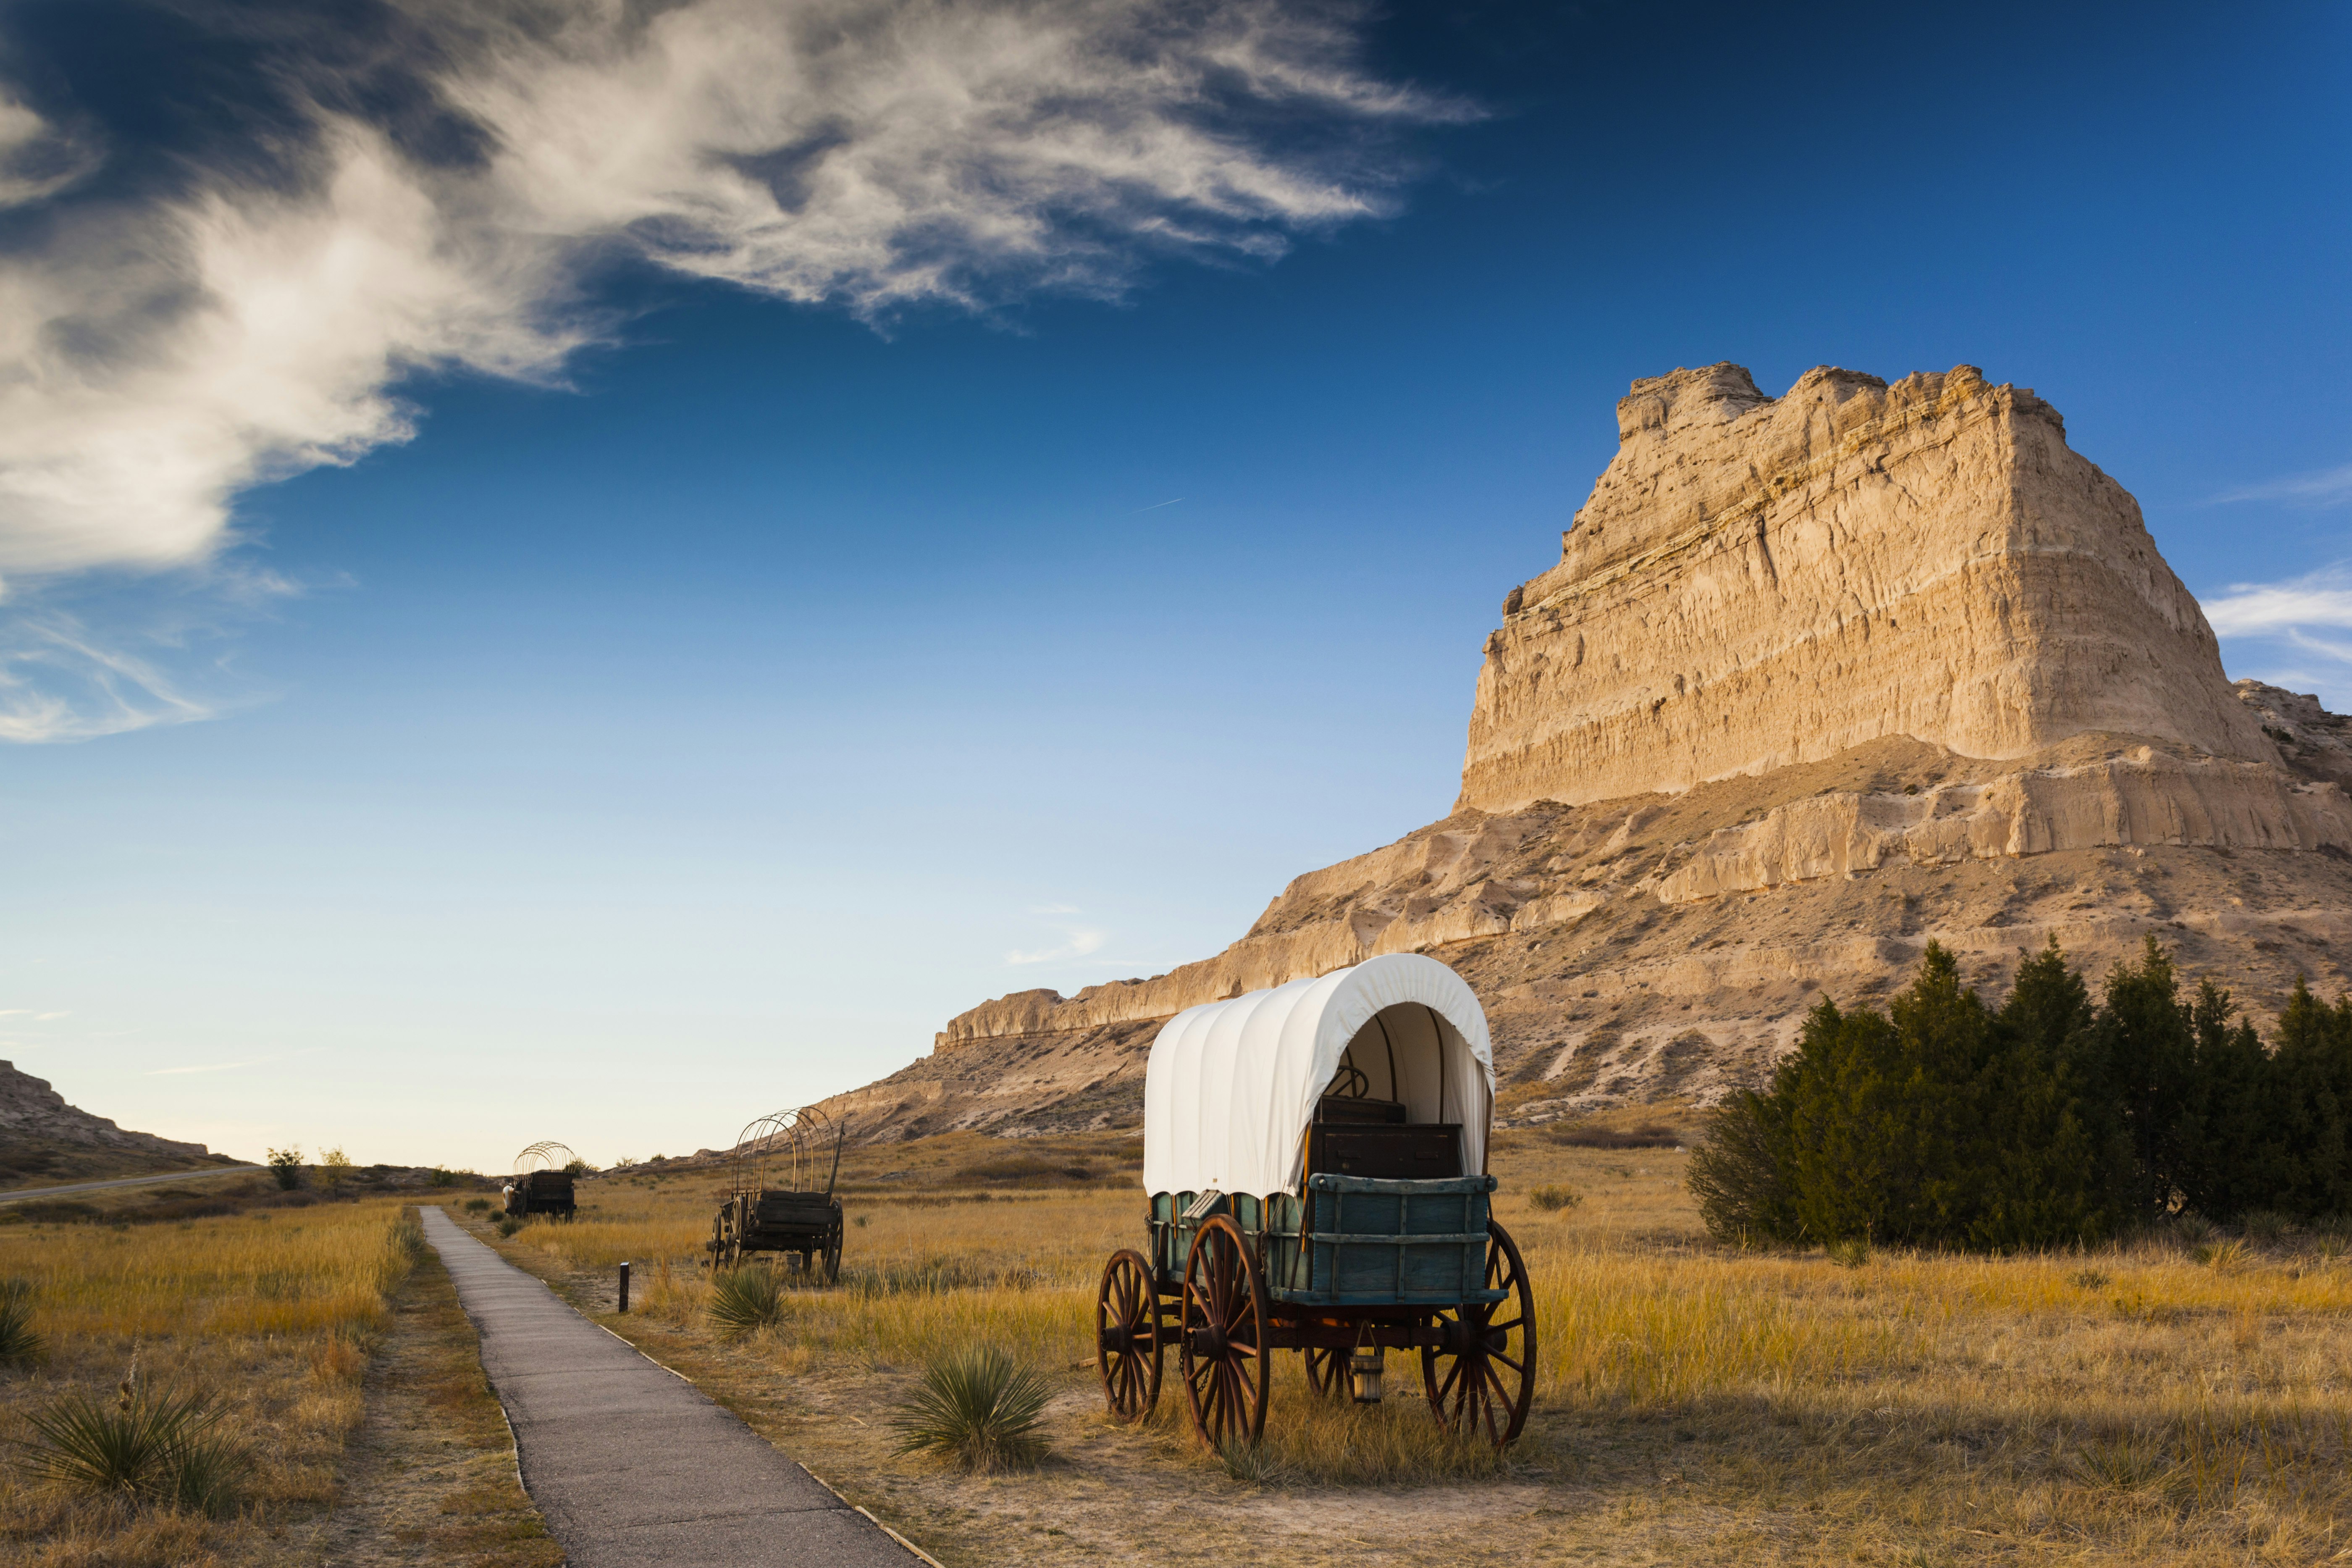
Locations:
285;1242;562;1568
444;1124;2352;1567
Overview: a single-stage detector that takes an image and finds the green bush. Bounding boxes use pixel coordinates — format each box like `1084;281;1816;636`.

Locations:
462;1197;492;1214
15;1379;249;1515
1688;937;2352;1250
494;1216;522;1239
265;1146;304;1191
0;1278;42;1366
706;1267;785;1334
1528;1185;1582;1213
889;1347;1050;1472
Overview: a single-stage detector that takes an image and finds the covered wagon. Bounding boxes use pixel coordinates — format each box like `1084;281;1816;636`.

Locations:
1094;952;1535;1449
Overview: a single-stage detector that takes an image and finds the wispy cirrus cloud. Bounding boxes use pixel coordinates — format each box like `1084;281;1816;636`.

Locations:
1007;927;1108;965
0;0;1453;587
2212;464;2352;509
2202;566;2352;643
2201;564;2352;712
0;609;218;742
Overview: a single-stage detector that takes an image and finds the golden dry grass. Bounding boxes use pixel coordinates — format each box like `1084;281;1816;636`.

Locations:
0;1200;422;1565
449;1133;2352;1564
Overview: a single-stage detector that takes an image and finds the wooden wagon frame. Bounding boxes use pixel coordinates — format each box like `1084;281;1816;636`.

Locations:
503;1141;580;1220
706;1106;847;1280
1093;954;1535;1450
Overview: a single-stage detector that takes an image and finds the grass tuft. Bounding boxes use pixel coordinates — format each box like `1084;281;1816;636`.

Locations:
1529;1185;1582;1213
2193;1239;2249;1274
2068;1432;2174;1492
1217;1436;1284;1484
706;1266;785;1335
0;1278;42;1366
1826;1238;1872;1269
14;1379;250;1515
889;1347;1050;1472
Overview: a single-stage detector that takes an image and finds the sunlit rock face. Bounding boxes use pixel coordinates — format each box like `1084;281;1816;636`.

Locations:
820;366;2352;1141
1459;364;2272;812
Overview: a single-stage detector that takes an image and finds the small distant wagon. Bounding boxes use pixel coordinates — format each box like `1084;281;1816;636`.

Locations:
504;1142;580;1220
707;1106;847;1280
1093;953;1535;1449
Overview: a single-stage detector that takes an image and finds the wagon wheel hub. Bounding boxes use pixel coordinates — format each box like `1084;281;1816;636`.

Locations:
1189;1324;1228;1358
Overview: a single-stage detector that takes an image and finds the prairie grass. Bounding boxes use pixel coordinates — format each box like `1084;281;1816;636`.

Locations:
458;1136;2352;1564
0;1199;425;1565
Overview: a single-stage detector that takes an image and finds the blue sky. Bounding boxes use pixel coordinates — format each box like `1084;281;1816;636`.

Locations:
1;0;2346;1170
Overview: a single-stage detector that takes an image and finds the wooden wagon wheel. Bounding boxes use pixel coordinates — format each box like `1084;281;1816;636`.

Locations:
1302;1345;1348;1398
709;1205;742;1271
1179;1216;1269;1450
822;1227;842;1285
1095;1249;1162;1421
1420;1219;1536;1447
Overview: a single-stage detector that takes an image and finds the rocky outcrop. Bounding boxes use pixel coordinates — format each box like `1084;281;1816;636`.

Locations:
0;1061;209;1158
2236;679;2352;790
1652;742;2352;904
1462;365;2271;811
822;364;2352;1141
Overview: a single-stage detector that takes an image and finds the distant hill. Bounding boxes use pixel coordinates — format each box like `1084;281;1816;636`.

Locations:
0;1060;235;1188
817;363;2352;1144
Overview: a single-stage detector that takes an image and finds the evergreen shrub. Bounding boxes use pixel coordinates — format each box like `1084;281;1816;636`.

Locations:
1689;937;2352;1249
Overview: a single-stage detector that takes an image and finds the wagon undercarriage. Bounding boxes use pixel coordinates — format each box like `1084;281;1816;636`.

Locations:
1097;1196;1536;1451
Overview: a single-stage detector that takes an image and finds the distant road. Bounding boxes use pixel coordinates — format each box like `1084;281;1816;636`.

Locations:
0;1165;265;1203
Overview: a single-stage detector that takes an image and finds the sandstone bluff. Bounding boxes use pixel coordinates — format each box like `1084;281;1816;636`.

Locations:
820;364;2352;1142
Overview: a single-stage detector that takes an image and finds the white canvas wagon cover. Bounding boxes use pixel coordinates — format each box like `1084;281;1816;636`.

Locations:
1141;953;1496;1200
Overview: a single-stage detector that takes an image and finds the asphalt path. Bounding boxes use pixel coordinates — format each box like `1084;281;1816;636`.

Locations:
417;1205;924;1567
0;1165;265;1203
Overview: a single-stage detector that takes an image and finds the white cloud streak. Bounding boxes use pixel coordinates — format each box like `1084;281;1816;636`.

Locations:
0;609;218;741
1006;926;1108;964
2213;463;2352;509
2202;566;2352;642
0;0;1447;587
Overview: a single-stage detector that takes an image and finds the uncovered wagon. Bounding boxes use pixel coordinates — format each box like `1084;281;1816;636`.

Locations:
706;1106;847;1280
1093;952;1535;1449
503;1142;580;1219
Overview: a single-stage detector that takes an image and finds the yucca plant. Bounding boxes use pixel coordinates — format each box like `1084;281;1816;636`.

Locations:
16;1377;249;1515
706;1266;785;1335
889;1347;1050;1472
0;1278;42;1366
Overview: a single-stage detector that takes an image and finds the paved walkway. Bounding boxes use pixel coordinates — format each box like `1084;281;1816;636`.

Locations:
417;1206;921;1567
0;1165;264;1203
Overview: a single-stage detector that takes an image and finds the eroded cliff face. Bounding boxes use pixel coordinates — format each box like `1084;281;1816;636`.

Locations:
0;1061;210;1158
1461;365;2271;811
818;365;2352;1143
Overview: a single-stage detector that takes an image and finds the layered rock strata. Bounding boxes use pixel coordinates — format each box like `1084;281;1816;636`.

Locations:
818;365;2352;1142
1462;364;2271;812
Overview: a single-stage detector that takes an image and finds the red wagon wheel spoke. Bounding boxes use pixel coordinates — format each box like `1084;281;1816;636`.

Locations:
1180;1215;1269;1451
1420;1219;1536;1449
1095;1250;1163;1422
